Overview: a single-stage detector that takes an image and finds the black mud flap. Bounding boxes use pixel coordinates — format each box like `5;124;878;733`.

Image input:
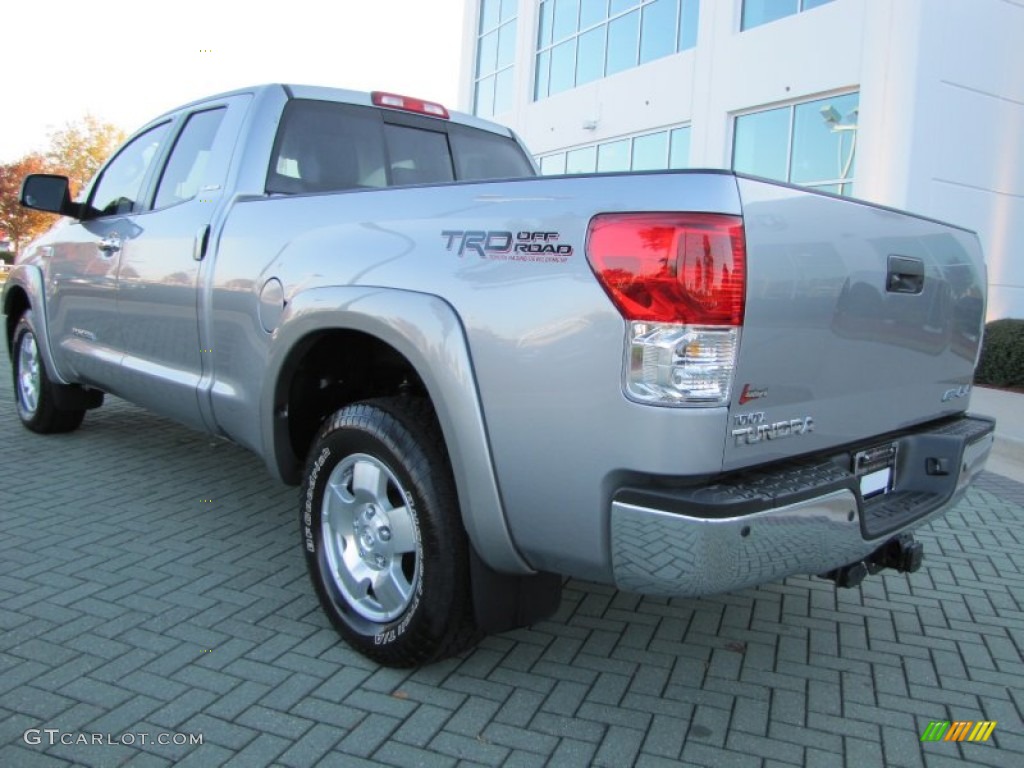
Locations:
469;548;562;634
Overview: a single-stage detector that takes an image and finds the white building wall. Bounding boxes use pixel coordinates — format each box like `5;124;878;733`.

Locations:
909;0;1024;321
460;0;1024;320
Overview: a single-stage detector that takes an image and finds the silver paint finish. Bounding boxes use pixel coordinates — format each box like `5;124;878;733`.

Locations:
254;287;533;574
730;178;986;470
215;171;742;580
257;278;284;332
7;83;991;590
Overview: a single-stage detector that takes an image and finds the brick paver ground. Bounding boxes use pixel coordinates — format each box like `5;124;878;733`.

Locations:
1;348;1022;767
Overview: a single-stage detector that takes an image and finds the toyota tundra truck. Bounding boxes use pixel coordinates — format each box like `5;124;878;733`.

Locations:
4;84;994;666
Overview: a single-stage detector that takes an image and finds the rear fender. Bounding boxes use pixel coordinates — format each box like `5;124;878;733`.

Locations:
264;285;532;575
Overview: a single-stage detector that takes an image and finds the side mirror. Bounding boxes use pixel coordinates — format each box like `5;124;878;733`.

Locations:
20;174;78;218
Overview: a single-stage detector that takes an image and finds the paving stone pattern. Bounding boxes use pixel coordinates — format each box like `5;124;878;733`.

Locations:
1;350;1022;767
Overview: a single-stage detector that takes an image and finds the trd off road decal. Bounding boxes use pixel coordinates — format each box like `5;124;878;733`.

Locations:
441;230;574;263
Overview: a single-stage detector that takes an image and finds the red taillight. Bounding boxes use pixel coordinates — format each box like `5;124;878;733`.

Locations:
586;213;746;326
371;91;450;119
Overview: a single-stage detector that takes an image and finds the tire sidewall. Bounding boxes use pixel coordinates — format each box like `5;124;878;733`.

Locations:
302;409;457;661
12;314;44;428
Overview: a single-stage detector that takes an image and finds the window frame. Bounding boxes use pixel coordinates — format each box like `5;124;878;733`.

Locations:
740;0;836;32
730;90;859;195
84;121;173;219
473;0;518;117
265;98;535;196
533;0;700;101
536;122;693;175
151;107;228;212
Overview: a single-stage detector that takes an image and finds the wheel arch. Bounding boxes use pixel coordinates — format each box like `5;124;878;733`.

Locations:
264;285;532;575
3;283;30;357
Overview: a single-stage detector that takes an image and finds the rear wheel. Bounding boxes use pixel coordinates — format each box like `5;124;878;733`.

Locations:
301;397;480;666
12;311;85;433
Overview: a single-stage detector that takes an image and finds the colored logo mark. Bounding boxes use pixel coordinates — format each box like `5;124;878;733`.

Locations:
920;721;997;742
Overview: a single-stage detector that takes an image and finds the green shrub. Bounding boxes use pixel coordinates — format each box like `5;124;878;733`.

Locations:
976;318;1024;388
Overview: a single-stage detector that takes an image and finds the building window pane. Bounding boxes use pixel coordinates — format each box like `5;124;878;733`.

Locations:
632;132;668;170
580;0;608;29
535;50;551;99
733;107;789;181
576;26;606;85
494;68;515;114
679;0;699;50
478;30;499;74
535;0;701;100
549;39;577;95
640;0;676;65
567;146;598;173
742;0;798;30
553;0;581;42
742;0;834;30
610;0;640;14
539;0;554;47
540;154;567;174
475;77;495;118
480;0;501;31
606;9;640;76
497;21;517;68
733;92;858;194
790;92;858;184
500;0;517;21
598;139;630;171
475;1;517;117
536;122;690;177
669;126;691;168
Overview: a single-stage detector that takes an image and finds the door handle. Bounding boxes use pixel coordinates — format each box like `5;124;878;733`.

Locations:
887;255;924;294
98;235;122;256
193;225;211;261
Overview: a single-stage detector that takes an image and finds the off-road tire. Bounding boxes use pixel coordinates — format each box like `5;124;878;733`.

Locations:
301;396;480;666
12;311;86;434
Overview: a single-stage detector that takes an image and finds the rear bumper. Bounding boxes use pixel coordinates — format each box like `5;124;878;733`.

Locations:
610;414;994;596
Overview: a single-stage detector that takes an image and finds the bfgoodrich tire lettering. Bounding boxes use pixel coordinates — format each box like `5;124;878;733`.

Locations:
301;397;479;666
12;310;85;434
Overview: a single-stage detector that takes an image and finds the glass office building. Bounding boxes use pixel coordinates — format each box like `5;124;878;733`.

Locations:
459;0;1024;320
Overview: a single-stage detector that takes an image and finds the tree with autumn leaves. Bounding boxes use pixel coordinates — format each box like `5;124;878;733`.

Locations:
0;155;52;254
0;115;125;253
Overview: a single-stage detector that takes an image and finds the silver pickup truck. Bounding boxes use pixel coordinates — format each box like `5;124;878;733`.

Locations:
4;84;994;667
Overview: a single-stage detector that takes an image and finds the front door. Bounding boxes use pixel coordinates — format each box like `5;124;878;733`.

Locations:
45;122;171;389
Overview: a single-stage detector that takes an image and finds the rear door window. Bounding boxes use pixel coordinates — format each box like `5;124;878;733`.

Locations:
153;108;226;209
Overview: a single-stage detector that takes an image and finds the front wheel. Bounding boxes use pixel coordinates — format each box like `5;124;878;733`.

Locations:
12;311;85;434
301;397;480;666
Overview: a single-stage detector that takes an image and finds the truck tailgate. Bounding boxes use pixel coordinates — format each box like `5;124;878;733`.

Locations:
725;177;985;470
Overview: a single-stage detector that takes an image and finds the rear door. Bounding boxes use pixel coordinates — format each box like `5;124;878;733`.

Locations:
114;95;250;430
725;178;985;470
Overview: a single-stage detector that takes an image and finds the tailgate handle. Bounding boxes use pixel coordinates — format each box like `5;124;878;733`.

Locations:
887;255;924;294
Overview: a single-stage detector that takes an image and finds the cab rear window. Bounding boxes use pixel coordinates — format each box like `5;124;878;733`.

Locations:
266;99;533;195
